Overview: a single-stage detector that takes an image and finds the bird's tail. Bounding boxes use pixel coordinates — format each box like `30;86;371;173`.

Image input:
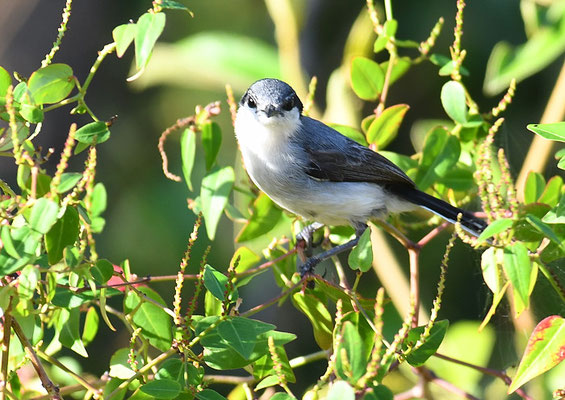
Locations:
392;186;487;237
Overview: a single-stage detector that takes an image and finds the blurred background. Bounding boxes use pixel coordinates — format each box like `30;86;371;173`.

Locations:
1;0;564;397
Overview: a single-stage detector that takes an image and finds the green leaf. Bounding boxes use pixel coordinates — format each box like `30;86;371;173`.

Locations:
109;348;138;379
525;214;565;251
0;226;42;276
200;166;234;240
437;168;474;191
91;259;114;284
527;122;565;142
538;176;563;207
155;359;185;384
476;218;513;244
56;172;82;193
195;316;295;370
329;124;368;146
51;287;120;309
350;57;384;101
82;306;99;346
195;389;227;400
383;19;397;36
29;198;59;234
543;194;565;224
481;247;504;294
19;103;44;123
57;308;88;357
203;264;236;301
379;56;411;87
292;292;333;350
379;151;417;173
159;0;193;13
201;121;222;171
253;344;295;383
27;64;75;105
217;317;275;360
366;104;409;149
181;128;196;191
503;243;531;310
135;12;166;70
335;321;366;382
90;182;107;217
415;127;460;190
236;193;282;242
404;320;449;367
45;205;79;265
140;379;181;399
74;121;110;145
17;265;39;300
440;80;467;124
524;171;545;204
0;66;11;96
348;229;373;272
364;385;394;400
327;381;355;400
508;315;565;394
484;26;565;95
124;287;173;351
113;23;137;58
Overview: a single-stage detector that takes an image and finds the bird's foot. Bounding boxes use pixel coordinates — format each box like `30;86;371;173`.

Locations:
299;256;321;278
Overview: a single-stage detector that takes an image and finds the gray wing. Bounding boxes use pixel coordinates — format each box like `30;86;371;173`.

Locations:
297;117;415;187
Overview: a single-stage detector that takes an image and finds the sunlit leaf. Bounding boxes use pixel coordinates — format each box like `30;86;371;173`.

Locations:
476;218;513;244
46;205;79;265
292;292;333;350
29;198;59;234
27;63;75;105
508;315;565;394
236;193;282;242
140;379;181;399
366;104;409;149
57;308;88;357
74;121;110;145
0;66;11;96
503;243;531;311
348;228;373;272
527;122;565;142
350;57;384;101
200;166;234;240
135;12;166;70
201;121;222;170
441;80;467;124
113;23;137;58
181;128;196;191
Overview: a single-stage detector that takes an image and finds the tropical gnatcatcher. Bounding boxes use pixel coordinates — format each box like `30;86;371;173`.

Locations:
234;78;487;276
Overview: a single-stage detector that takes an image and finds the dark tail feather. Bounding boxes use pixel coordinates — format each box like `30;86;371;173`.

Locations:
392;186;487;237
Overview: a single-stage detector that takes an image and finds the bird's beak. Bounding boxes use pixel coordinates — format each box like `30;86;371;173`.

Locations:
262;104;282;118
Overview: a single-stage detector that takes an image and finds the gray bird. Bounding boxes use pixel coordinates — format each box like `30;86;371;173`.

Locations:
234;78;486;275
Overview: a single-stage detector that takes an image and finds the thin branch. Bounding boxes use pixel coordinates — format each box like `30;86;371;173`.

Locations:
434;353;533;400
11;319;61;399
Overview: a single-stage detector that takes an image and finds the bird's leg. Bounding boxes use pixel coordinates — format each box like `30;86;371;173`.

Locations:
296;222;324;260
299;223;368;277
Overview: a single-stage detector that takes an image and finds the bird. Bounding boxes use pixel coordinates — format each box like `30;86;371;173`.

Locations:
234;78;487;276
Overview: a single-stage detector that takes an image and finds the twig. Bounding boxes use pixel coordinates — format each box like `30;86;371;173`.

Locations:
11;319;61;399
106;348;176;400
434;353;533;400
36;349;101;395
0;302;13;400
240;280;302;317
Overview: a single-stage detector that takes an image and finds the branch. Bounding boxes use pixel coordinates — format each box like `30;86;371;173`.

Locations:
11;319;61;399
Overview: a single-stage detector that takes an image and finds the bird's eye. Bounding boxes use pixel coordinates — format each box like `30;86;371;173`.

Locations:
247;97;257;108
282;96;294;111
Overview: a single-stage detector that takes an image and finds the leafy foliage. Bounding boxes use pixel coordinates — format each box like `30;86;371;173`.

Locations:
0;0;564;399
